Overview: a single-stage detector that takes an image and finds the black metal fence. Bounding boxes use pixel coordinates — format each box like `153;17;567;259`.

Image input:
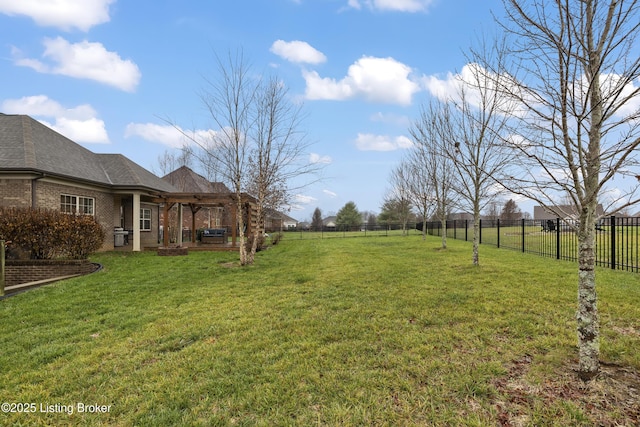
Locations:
290;223;421;239
425;217;640;272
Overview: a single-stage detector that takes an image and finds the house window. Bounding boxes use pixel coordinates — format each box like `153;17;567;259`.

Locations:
60;194;94;215
140;208;152;231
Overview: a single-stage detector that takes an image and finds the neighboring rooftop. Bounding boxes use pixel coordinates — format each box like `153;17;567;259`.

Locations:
161;165;230;193
533;204;605;220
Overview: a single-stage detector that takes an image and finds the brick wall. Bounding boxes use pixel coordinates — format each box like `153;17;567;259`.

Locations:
4;259;100;287
0;176;168;251
157;246;188;256
35;180;115;251
0;178;32;207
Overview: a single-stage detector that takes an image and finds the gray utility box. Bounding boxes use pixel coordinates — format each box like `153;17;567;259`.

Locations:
114;228;129;247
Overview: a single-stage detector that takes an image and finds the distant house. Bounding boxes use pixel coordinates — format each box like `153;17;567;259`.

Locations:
263;209;298;231
323;216;337;230
281;214;298;230
297;221;310;231
447;212;474;221
533;204;605;221
0;113;178;251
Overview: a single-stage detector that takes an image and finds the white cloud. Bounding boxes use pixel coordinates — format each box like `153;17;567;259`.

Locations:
0;0;114;31
323;189;338;198
13;37;141;92
599;74;640;119
370;112;411;127
303;70;353;101
124;123;214;149
348;0;434;12
309;152;332;164
43;117;109;144
270;40;327;65
288;194;321;212
304;56;419;105
294;194;317;205
423;63;528;116
1;95;109;143
355;133;413;151
422;71;462;102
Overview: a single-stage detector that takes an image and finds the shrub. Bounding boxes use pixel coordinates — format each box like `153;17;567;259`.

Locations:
245;233;266;253
0;207;105;260
271;232;283;245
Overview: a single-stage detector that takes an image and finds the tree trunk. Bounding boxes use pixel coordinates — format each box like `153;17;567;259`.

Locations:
249;205;264;265
440;217;447;249
237;198;248;266
472;217;479;266
577;212;599;380
472;201;480;265
577;5;602;379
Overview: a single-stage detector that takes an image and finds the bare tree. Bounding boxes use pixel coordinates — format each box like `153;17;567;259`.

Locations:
478;0;640;379
245;76;318;262
189;50;258;265
385;162;415;234
409;101;458;246
433;65;513;265
153;148;193;178
484;200;502;221
402;151;434;240
173;51;319;265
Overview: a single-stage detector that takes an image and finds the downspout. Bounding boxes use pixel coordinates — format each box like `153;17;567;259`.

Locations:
31;173;46;208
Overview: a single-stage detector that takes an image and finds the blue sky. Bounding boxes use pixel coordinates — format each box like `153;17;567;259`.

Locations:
0;0;506;221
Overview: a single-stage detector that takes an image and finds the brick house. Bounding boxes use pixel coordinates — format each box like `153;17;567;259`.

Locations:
0;113;179;251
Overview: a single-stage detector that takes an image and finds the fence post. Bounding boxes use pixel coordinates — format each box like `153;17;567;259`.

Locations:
497;219;500;248
1;240;5;296
610;215;616;270
480;219;482;244
522;218;525;252
556;218;561;260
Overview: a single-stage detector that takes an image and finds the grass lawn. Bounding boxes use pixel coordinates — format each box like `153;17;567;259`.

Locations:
1;236;639;426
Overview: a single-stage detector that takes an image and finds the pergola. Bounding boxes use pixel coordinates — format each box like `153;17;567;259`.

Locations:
151;192;257;248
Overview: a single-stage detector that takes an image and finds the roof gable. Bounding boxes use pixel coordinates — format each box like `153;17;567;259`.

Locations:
162;166;230;193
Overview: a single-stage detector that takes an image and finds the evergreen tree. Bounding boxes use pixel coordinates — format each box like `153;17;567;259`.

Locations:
336;201;361;231
500;199;521;222
378;198;414;227
311;207;323;231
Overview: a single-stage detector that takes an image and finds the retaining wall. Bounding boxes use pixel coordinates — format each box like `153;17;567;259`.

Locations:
4;259;100;287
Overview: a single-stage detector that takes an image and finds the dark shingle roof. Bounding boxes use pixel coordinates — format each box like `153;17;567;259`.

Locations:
162;166;230;193
0;114;177;193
